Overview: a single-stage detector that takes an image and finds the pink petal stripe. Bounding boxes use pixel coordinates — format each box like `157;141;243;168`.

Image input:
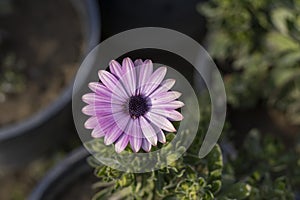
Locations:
115;134;130;153
151;101;184;110
138;60;153;94
142;138;151;152
142;67;167;96
84;116;98;129
91;125;105;138
150;91;182;104
97;115;116;131
145;112;176;132
150;109;184;121
121;58;137;95
82;93;108;104
139;116;157;146
83;102;125;115
134;59;143;66
149;79;176;97
113;113;131;132
157;130;166;143
129;119;143;152
82;93;124;106
109;60;123;79
104;123;123;145
88;82;111;97
98;70;129;100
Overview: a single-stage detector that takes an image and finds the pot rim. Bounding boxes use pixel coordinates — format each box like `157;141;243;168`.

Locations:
28;146;91;200
0;0;100;141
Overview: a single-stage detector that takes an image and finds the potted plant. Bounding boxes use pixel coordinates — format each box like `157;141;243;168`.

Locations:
0;0;100;170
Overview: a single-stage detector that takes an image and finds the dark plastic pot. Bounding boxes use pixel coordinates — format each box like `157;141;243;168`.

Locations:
28;147;94;200
0;0;100;170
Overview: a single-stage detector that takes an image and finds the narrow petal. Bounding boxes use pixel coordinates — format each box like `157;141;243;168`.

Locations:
122;57;135;73
98;70;129;100
115;134;130;153
151;101;184;110
139;116;158;146
113;113;131;132
91;125;105;138
82;93;124;106
138;60;153;94
121;58;136;95
142;66;167;95
157;129;166;143
84;116;98;129
149;79;176;97
88;82;111;97
142;138;151;152
109;60;123;79
150;91;182;105
150;109;184;121
129;119;143;152
134;59;143;66
82;93;96;104
89;82;125;104
145;112;176;132
83;103;125;117
82;105;97;116
104;123;123;145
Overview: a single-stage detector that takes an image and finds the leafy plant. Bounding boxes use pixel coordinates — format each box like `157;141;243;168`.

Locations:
198;0;300;124
222;129;300;199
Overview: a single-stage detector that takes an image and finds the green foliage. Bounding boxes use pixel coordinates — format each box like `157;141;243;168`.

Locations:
90;144;223;200
222;130;300;199
199;0;300;124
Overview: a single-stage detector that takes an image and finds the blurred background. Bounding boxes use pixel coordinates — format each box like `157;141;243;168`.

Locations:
0;0;300;199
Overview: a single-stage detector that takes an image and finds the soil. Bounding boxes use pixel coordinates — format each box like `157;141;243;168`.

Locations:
0;154;63;200
0;0;83;127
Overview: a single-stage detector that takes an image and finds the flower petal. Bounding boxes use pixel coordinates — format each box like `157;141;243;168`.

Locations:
150;91;182;105
134;59;143;66
142;66;167;95
98;70;129;100
139;116;157;146
142;138;151;152
121;58;137;95
84;116;98;129
129;119;143;152
113;112;131;132
150;109;184;121
82;103;125;117
88;82;111;97
151;101;184;110
145;112;176;132
157;130;166;143
104;123;123;145
138;59;153;94
149;79;176;97
109;60;123;79
115;134;130;153
91;125;105;138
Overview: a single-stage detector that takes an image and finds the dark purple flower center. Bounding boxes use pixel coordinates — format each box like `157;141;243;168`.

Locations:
128;95;149;118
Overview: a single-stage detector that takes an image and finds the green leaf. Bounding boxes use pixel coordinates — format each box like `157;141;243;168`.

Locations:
271;7;294;35
223;183;252;199
265;32;299;53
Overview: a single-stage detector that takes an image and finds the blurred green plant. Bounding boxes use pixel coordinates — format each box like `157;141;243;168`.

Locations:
222;129;300;199
198;0;300;124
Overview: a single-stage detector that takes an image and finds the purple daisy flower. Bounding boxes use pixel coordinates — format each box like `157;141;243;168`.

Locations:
82;57;184;153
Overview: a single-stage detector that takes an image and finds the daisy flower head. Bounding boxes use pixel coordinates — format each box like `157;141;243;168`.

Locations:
82;57;184;153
